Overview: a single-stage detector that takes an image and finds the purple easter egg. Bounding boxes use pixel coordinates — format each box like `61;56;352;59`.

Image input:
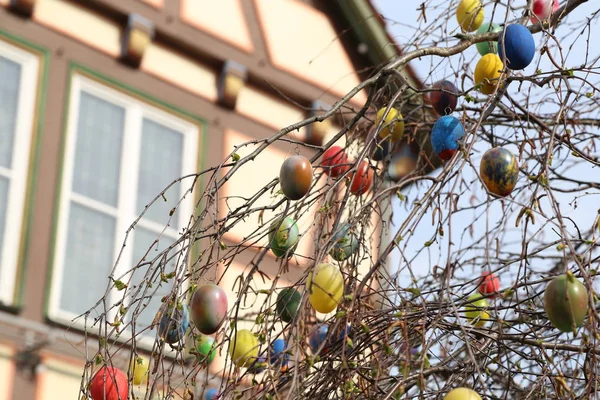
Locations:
191;284;228;335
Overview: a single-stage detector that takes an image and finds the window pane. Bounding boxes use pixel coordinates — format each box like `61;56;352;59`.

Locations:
59;202;116;316
72;91;125;207
137;119;184;228
127;227;178;340
0;177;8;280
0;56;21;169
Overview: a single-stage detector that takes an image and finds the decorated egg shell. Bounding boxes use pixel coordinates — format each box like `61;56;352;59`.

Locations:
476;22;501;56
309;323;329;354
279;155;313;200
196;335;216;365
498;24;536;70
371;137;391;161
531;0;559;24
429;80;458;115
191;284;228;335
430;116;465;161
229;329;259;368
456;0;484;32
375;107;405;142
204;388;219;400
474;53;504;95
270;338;289;366
388;146;418;182
158;302;190;344
275;287;301;323
480;147;519;197
268;216;300;259
130;356;149;386
329;223;359;262
89;366;129;400
306;263;344;314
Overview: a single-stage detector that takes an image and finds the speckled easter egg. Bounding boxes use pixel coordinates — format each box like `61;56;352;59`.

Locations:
456;0;484;32
375;107;405;142
229;329;259;368
430;116;465;161
90;366;129;400
306;263;344;314
429;80;458;115
498;24;536;70
204;388;219;400
531;0;559;24
480;147;519;197
269;338;289;367
196;335;216;365
309;323;329;354
279;155;313;200
476;22;501;56
158;303;190;344
275;287;301;323
269;216;300;259
191;284;228;335
474;53;504;95
329;223;359;262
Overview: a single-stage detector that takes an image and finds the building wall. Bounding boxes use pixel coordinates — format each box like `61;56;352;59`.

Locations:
0;1;379;399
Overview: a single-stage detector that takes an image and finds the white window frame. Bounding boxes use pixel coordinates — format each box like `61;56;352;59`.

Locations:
48;74;199;346
0;39;40;306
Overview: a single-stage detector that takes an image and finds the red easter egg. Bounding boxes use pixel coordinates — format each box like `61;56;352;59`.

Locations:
478;272;500;297
531;0;559;23
429;80;458;115
321;146;350;178
90;366;129;400
350;160;373;195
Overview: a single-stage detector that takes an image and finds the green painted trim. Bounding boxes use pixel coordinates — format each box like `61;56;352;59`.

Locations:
0;29;50;309
43;62;208;318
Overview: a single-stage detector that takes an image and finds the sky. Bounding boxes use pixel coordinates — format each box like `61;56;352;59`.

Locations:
369;0;600;293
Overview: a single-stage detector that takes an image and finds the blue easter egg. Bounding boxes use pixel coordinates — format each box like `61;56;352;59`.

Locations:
430;116;465;161
498;24;535;70
158;303;190;344
270;338;289;366
204;388;218;400
309;324;329;354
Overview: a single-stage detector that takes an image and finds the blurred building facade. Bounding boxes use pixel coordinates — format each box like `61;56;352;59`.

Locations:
0;0;420;398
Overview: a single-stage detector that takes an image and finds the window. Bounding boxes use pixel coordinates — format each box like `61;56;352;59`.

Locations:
49;74;199;345
0;39;40;306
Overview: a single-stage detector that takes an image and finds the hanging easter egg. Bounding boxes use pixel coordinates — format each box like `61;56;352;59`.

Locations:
130;356;149;386
531;0;559;23
463;293;490;328
388;146;418;182
498;24;536;70
478;271;500;298
430;116;465;161
371;137;391;162
191;284;228;335
229;329;259;368
309;323;329;354
480;147;519;197
90;366;129;400
268;216;300;259
375;107;405;142
306;263;344;314
279;155;313;200
158;302;190;344
429;80;458;115
474;54;504;95
275;287;301;323
247;356;267;374
456;0;484;32
204;388;219;400
444;387;482;400
196;335;216;365
544;272;588;332
350;160;374;196
476;22;501;56
269;338;289;367
321;146;350;178
329;223;359;262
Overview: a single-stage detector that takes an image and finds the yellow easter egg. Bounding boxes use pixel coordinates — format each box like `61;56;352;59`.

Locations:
444;387;482;400
456;0;484;32
474;53;504;95
229;329;259;368
130;356;149;386
306;263;344;314
376;107;405;142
